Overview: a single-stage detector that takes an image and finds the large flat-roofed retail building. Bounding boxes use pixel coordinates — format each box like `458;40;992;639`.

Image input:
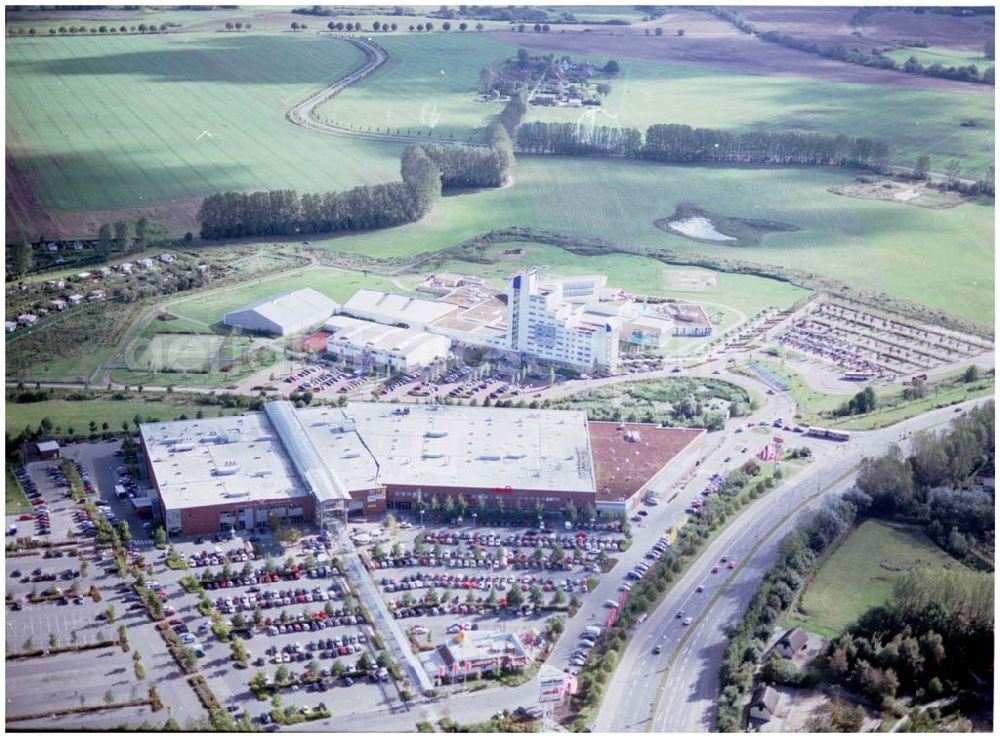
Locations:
141;401;705;535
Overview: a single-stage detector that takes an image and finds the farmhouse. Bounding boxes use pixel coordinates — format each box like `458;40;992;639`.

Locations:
776;627;809;659
87;289;107;302
140;401;704;535
749;684;779;721
223;288;336;336
49;298;67;311
323;315;452;374
98;266;112;277
5;321;17;333
67;294;84;305
159;253;175;264
77;271;92;281
49;279;66;290
16;313;38;326
119;262;134;275
137;258;154;269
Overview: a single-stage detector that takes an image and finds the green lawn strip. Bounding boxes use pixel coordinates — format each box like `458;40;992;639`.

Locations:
643;462;857;731
4;394;246;436
783;519;960;637
6;467;31;515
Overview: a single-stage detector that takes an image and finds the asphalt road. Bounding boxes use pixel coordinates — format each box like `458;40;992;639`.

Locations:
597;395;993;732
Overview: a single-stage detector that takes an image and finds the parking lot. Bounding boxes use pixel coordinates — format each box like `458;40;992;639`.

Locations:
347;519;627;665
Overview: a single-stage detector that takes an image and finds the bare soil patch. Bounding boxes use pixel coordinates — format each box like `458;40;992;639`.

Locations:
829;176;969;209
861;10;994;50
491;19;991;96
738;5;862;48
6;151;202;241
662;267;718;292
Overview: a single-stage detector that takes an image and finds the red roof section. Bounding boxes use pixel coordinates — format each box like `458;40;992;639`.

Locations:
588;422;703;502
296;331;331;353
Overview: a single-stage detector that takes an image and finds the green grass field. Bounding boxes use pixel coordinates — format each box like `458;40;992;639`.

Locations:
166;265;401;326
315;32;511;140
4;396;247;438
5;32;403;228
6;467;31;515
521;56;996;173
786;519;958;638
132;333;225;372
314;156;994;326
882;45;991;69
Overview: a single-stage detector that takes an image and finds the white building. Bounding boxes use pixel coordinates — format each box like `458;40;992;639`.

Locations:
119;262;134;275
324;315;451;373
507;269;620;372
137;258;154;269
223;288;336;336
159;253;175;264
67;294;84;305
16;313;38;326
5;321;17;333
338;288;458;330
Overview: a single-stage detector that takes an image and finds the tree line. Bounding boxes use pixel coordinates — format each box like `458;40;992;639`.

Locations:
516;120;891;170
706;6;994;85
420;123;514;189
856;402;994;559
9;22;175;36
199;130;515;238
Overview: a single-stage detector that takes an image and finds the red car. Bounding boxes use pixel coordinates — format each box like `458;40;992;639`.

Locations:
19;514;33;521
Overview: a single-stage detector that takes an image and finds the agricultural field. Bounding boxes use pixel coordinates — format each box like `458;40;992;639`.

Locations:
882;45;991;69
785;519;959;638
5;32;403;237
315;32;512;141
315;31;994;171
515;55;995;173
314;156;994;326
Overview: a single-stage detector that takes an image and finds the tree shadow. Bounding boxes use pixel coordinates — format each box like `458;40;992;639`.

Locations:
9;33;365;86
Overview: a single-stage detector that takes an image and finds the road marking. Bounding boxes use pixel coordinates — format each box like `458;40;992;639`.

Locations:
643;462;859;732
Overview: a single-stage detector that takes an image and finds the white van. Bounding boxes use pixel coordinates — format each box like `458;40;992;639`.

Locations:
604;599;620;609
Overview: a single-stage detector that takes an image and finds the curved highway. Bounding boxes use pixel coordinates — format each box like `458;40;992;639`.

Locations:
596;395;994;732
286;35;482;148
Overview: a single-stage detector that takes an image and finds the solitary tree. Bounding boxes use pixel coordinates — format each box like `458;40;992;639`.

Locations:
11;235;33;278
914;155;931;180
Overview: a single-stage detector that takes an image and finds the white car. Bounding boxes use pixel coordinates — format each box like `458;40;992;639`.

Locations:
179;633;198;644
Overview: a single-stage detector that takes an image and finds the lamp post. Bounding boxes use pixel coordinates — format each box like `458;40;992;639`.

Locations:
472;512;478;529
419;509;425;529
